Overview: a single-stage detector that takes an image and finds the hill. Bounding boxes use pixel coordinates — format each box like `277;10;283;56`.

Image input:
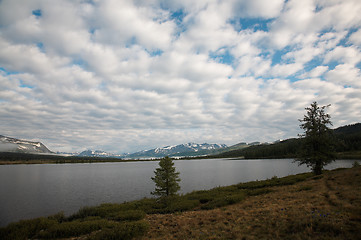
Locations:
212;123;361;159
143;166;361;239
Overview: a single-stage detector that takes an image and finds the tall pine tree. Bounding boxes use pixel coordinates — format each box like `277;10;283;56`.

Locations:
297;101;335;175
151;156;180;197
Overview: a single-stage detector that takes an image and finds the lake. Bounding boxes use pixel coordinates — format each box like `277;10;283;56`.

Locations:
0;158;359;227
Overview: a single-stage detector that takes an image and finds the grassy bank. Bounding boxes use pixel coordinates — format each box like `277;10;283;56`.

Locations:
1;166;361;239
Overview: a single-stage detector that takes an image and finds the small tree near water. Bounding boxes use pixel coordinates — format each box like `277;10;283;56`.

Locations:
297;101;335;175
151;156;180;197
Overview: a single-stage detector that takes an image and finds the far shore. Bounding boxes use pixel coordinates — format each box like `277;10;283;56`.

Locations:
1;151;360;165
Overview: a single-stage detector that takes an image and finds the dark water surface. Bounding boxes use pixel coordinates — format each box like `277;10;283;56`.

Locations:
0;158;359;227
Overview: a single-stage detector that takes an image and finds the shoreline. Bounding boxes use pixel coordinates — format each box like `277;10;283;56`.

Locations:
1;166;360;239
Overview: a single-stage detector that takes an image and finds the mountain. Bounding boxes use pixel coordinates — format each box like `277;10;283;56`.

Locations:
123;143;227;159
0;135;53;154
78;150;121;158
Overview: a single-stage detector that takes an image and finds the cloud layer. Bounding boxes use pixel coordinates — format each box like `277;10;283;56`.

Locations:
1;0;360;153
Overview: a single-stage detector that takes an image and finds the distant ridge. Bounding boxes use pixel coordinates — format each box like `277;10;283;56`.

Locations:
0;135;53;154
123;143;227;159
211;123;361;159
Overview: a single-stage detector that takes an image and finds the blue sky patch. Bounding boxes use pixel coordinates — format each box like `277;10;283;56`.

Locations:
327;60;340;70
0;67;20;76
303;58;324;72
170;9;186;24
169;9;187;36
356;61;361;69
271;46;295;66
230;18;271;32
32;9;42;18
20;80;35;89
36;42;45;53
339;28;358;47
209;48;235;66
72;58;88;69
147;49;163;57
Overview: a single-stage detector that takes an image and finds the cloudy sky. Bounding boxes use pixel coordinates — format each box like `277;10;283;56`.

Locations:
0;0;361;154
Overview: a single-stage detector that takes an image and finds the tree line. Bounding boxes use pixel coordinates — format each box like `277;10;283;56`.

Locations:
213;124;361;160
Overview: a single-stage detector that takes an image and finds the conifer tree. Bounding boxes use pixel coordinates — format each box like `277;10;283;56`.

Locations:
151;156;180;197
297;101;335;175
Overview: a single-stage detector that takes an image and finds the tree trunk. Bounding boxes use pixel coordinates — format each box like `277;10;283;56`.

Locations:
313;161;322;175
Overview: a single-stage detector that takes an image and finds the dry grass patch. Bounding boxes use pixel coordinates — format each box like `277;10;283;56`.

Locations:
141;167;361;240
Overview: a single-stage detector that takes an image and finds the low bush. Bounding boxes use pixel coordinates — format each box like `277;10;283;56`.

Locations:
70;204;126;220
201;192;246;210
0;217;58;240
112;210;145;222
237;172;312;190
90;220;149;240
37;219;111;239
187;190;214;202
246;188;273;196
165;198;199;213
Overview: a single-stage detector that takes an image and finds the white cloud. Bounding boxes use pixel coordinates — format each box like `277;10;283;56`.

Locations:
324;46;361;65
314;0;361;30
349;29;361;46
93;0;175;50
325;64;361;88
306;66;329;78
0;0;360;153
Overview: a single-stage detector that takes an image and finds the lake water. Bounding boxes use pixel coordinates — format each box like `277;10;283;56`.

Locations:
0;158;359;227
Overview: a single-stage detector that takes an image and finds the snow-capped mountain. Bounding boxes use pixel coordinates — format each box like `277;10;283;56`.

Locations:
0;135;53;154
123;143;227;159
78;150;120;158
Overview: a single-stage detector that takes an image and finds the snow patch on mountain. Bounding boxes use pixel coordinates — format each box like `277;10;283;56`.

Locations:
0;135;53;154
78;150;122;158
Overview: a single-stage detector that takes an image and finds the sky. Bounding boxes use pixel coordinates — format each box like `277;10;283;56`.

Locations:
0;0;361;154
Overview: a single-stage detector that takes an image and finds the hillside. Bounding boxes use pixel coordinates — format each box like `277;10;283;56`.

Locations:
143;166;361;239
213;123;361;159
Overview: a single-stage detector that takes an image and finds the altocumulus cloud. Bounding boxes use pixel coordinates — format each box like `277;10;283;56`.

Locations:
0;0;360;153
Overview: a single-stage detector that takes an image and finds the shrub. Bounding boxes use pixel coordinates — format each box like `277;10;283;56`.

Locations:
0;217;58;240
187;190;215;203
112;210;145;222
353;161;360;168
69;203;134;220
237;172;312;190
246;188;273;196
90;220;149;240
201;193;246;210
165;198;199;213
37;219;111;239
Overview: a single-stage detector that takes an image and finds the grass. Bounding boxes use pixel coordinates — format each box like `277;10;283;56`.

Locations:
144;166;361;240
1;167;360;239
